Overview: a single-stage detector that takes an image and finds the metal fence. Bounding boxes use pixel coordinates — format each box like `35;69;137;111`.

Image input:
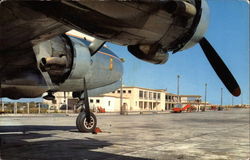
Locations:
0;102;68;114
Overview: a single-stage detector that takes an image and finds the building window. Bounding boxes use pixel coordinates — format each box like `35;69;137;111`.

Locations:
90;99;93;103
149;102;152;110
139;91;143;98
174;96;177;102
144;102;147;109
153;103;156;109
117;90;120;93
123;90;126;93
153;93;156;100
157;93;161;100
144;91;148;99
128;90;132;94
108;101;111;106
112;91;115;93
169;96;172;101
96;99;100;103
149;92;152;100
139;101;143;109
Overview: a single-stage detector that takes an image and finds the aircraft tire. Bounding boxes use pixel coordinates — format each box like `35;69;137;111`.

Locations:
76;112;97;132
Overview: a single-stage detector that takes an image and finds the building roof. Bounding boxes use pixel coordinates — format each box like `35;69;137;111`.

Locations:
179;95;201;98
92;94;129;99
165;93;178;96
121;86;166;92
115;86;202;97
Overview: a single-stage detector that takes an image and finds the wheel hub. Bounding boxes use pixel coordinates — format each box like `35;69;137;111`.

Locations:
83;117;95;129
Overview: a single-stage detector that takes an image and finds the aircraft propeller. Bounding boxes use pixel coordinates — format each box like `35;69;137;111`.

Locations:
199;37;241;97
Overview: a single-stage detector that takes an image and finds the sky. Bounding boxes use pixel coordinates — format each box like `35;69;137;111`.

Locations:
107;0;249;105
3;0;249;105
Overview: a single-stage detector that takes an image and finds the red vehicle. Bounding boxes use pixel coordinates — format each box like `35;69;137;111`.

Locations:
97;107;106;113
171;104;191;113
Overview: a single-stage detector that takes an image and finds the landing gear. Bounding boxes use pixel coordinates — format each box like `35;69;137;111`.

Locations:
76;111;97;132
75;78;97;133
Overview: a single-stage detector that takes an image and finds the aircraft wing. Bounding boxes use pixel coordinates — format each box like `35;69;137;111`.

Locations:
0;2;71;54
0;1;241;97
1;1;193;54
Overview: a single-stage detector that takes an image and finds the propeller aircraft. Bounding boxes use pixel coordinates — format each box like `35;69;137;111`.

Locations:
0;0;241;132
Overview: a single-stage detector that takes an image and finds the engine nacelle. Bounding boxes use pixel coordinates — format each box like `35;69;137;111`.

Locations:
65;36;91;80
34;33;123;95
56;36;92;91
33;35;91;90
127;0;209;64
128;44;169;64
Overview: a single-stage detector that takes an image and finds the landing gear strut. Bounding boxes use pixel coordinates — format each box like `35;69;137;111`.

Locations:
75;78;97;132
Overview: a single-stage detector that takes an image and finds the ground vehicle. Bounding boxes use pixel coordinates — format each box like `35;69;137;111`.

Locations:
171;104;192;113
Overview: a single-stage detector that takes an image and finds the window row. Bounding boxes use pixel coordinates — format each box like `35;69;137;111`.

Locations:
112;90;132;94
138;101;158;109
90;99;100;103
139;91;161;100
165;95;180;100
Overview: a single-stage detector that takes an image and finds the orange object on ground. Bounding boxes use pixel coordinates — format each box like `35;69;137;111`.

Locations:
97;107;106;113
172;107;182;113
171;104;191;113
182;104;191;111
92;127;102;134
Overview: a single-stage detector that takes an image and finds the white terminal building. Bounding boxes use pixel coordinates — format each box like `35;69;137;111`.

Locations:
44;86;206;112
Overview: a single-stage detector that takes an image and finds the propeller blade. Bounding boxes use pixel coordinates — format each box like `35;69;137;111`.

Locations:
199;37;241;97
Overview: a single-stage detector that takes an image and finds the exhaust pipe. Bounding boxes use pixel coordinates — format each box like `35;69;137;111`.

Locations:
41;56;67;67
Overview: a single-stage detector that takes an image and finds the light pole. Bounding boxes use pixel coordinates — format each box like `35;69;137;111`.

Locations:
38;103;41;114
0;81;2;112
205;83;207;109
177;75;180;104
1;101;4;112
64;92;68;114
14;102;17;114
120;78;124;115
0;81;3;112
27;102;29;114
241;93;243;106
1;80;3;112
231;95;234;106
220;88;223;107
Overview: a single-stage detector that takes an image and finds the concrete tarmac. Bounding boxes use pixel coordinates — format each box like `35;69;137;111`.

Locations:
0;109;249;160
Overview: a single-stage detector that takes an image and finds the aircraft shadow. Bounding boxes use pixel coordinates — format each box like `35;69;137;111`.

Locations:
0;126;152;160
0;125;77;132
